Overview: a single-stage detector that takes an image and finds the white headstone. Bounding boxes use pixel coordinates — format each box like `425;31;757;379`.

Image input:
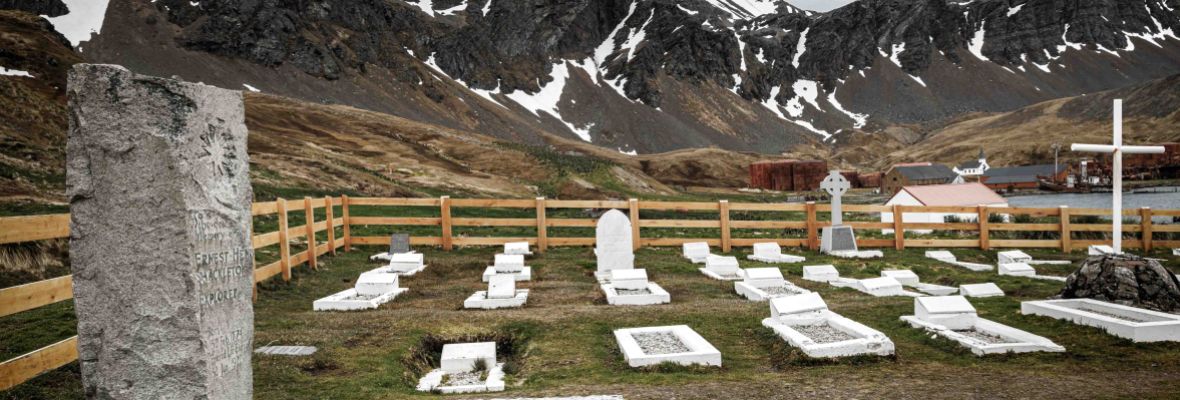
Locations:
596;210;635;273
803;265;840;282
494;254;525;273
881;270;920;286
770;292;828;317
997;250;1033;265
705;255;740;275
998;262;1036;277
610;268;649;290
744;267;785;287
858;277;904;296
487;274;516;299
959;283;1005;298
441;342;497;373
914;296;977;330
753;242;782;258
683;242;710;259
356;273;399;296
504;241;530;255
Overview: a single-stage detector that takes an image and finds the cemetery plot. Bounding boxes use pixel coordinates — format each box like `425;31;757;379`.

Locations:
804;266;921;297
601;269;671;306
700;255;744;280
614;325;722;367
483;253;533;282
761;293;895;358
999;250;1070;266
959;283;1005;298
465;274;529;309
925;250;993;271
370;252;427;276
416;342;506;394
902;296;1064;355
747;242;806;263
314;272;407;311
1021;299;1180;342
881;270;958;295
682;242;712;264
735;268;811;301
998;262;1066;282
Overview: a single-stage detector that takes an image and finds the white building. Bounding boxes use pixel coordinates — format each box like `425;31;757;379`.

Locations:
953;149;989;177
882;183;1008;234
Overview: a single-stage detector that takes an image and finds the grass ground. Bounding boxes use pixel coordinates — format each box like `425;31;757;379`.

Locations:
4;243;1179;399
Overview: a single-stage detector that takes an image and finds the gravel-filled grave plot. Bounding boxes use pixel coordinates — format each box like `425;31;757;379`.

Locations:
794;323;856;344
1077;306;1153;323
953;329;1011;345
632;331;691;355
763;286;807;296
616;288;652;296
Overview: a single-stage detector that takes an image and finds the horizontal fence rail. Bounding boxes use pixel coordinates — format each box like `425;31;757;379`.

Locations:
1;195;1177;390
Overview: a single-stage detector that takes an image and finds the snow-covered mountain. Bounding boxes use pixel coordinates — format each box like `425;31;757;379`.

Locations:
21;0;1180;154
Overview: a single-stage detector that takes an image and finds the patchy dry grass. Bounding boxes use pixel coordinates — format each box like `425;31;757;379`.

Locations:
4;244;1179;399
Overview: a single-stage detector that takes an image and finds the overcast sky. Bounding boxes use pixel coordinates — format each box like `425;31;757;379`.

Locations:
788;0;860;12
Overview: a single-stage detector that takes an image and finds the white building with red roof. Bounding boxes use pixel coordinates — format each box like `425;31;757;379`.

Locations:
881;182;1008;234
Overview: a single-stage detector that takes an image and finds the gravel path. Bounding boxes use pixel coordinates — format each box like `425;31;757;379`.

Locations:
953;329;1011;344
632;332;690;355
793;323;855;344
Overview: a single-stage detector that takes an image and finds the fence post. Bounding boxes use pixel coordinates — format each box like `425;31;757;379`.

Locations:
441;196;453;251
978;205;989;251
341;195;352;251
805;201;817;250
277;198;291;281
1059;206;1071;253
719;200;731;252
893;204;904;250
324;196;336;255
303;197;317;270
1141;207;1152;252
536;197;547;254
630;198;640;251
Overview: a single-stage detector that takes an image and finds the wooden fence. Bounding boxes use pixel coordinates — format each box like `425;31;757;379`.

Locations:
1;196;1178;390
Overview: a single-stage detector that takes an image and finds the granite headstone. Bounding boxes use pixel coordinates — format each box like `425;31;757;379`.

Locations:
67;64;254;399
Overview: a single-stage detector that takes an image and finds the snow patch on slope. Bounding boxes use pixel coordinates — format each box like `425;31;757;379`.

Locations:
968;22;988;61
792;28;810;68
0;67;33;77
46;0;110;47
827;87;867;129
503;62;594;142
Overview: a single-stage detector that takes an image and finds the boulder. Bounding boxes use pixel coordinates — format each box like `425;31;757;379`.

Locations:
1058;255;1180;312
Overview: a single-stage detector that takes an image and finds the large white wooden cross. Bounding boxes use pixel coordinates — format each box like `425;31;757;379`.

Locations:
1070;99;1164;254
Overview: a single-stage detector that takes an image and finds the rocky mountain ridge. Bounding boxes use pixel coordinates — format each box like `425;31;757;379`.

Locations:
12;0;1180;155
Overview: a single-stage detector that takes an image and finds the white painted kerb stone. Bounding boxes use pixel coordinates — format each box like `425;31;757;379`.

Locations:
1022;299;1180;342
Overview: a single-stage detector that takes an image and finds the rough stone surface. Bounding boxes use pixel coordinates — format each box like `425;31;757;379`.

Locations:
67;64;253;399
632;332;690;355
1059;254;1180;312
794;323;856;344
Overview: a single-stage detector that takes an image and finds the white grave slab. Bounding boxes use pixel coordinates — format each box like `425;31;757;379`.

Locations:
369;233;416;262
596;210;635;278
254;346;317;356
614;325;722;367
829;250;883;259
999;262;1067;282
881;270;957;295
1022;298;1180;342
682;242;711;263
762;293;895;358
902;296;1064;355
503;241;532;256
997;250;1033;265
1173;248;1180;256
700;255;743;280
959;283;1005;298
493;254;526;272
372;252;426;276
925;250;993;271
881;270;920;286
1089;245;1115;255
314;273;407;311
601;269;670;306
735;268;811;301
803;265;840;282
465;274;528;309
748;242;806;263
418;342;506;394
854;277;908;297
